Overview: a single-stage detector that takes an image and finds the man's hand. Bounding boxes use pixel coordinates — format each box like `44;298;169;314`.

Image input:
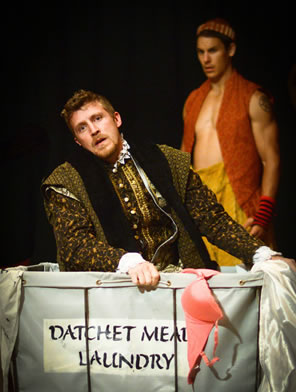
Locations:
244;217;265;239
128;261;160;287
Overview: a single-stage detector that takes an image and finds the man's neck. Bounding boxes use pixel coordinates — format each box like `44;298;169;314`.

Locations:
209;66;234;94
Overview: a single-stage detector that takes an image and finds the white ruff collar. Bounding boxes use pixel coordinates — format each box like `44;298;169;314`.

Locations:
113;135;131;169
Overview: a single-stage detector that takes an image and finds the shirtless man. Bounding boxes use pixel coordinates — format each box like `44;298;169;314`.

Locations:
181;18;280;266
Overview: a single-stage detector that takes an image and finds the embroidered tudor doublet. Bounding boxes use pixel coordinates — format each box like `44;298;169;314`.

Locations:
106;159;179;269
42;144;262;272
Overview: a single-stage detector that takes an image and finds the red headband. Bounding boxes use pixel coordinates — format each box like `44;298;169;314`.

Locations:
197;18;235;41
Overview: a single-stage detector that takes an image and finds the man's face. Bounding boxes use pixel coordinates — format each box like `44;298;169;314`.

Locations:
70;101;123;163
196;36;235;81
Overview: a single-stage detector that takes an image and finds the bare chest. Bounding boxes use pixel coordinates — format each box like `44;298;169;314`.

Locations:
192;90;224;170
195;91;224;135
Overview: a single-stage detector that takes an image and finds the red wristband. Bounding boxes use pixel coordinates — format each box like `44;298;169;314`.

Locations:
253;196;276;228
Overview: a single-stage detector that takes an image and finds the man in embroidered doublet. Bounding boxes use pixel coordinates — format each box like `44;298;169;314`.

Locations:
42;89;292;286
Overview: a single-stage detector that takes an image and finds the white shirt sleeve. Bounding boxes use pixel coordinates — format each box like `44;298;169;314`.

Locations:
252;246;282;264
116;252;147;273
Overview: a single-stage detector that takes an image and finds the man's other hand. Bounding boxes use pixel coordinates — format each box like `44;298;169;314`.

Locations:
128;262;160;287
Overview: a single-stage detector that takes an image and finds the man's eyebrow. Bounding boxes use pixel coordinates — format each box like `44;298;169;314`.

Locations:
74;120;87;131
197;45;218;52
90;111;103;119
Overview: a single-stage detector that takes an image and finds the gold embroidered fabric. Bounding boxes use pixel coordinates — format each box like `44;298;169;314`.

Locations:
43;157;180;271
42;145;263;272
44;192;125;271
196;162;275;266
107;160;179;269
185;168;263;264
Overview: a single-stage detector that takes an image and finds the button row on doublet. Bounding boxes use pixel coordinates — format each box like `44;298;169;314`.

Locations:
123;196;131;207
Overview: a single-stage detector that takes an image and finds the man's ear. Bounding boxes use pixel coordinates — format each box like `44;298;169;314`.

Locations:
228;42;236;58
113;111;122;128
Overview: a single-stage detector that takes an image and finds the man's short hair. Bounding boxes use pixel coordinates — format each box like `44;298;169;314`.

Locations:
61;89;115;133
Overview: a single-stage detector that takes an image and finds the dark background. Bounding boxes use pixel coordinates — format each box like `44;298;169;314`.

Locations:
2;3;296;268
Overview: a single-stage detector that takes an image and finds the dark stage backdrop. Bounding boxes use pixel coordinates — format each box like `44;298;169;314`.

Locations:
2;4;295;267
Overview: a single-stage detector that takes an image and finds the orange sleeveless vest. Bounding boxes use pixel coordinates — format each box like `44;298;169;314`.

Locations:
183;70;262;217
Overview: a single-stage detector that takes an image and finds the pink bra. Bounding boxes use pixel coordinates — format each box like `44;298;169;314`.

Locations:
181;268;223;384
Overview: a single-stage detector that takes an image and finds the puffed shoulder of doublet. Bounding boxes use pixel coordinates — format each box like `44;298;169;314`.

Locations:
41;161;81;197
157;144;191;160
43;162;76;181
158;144;191;171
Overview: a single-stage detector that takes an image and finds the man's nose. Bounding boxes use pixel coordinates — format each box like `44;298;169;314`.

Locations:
203;52;210;63
89;123;99;135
